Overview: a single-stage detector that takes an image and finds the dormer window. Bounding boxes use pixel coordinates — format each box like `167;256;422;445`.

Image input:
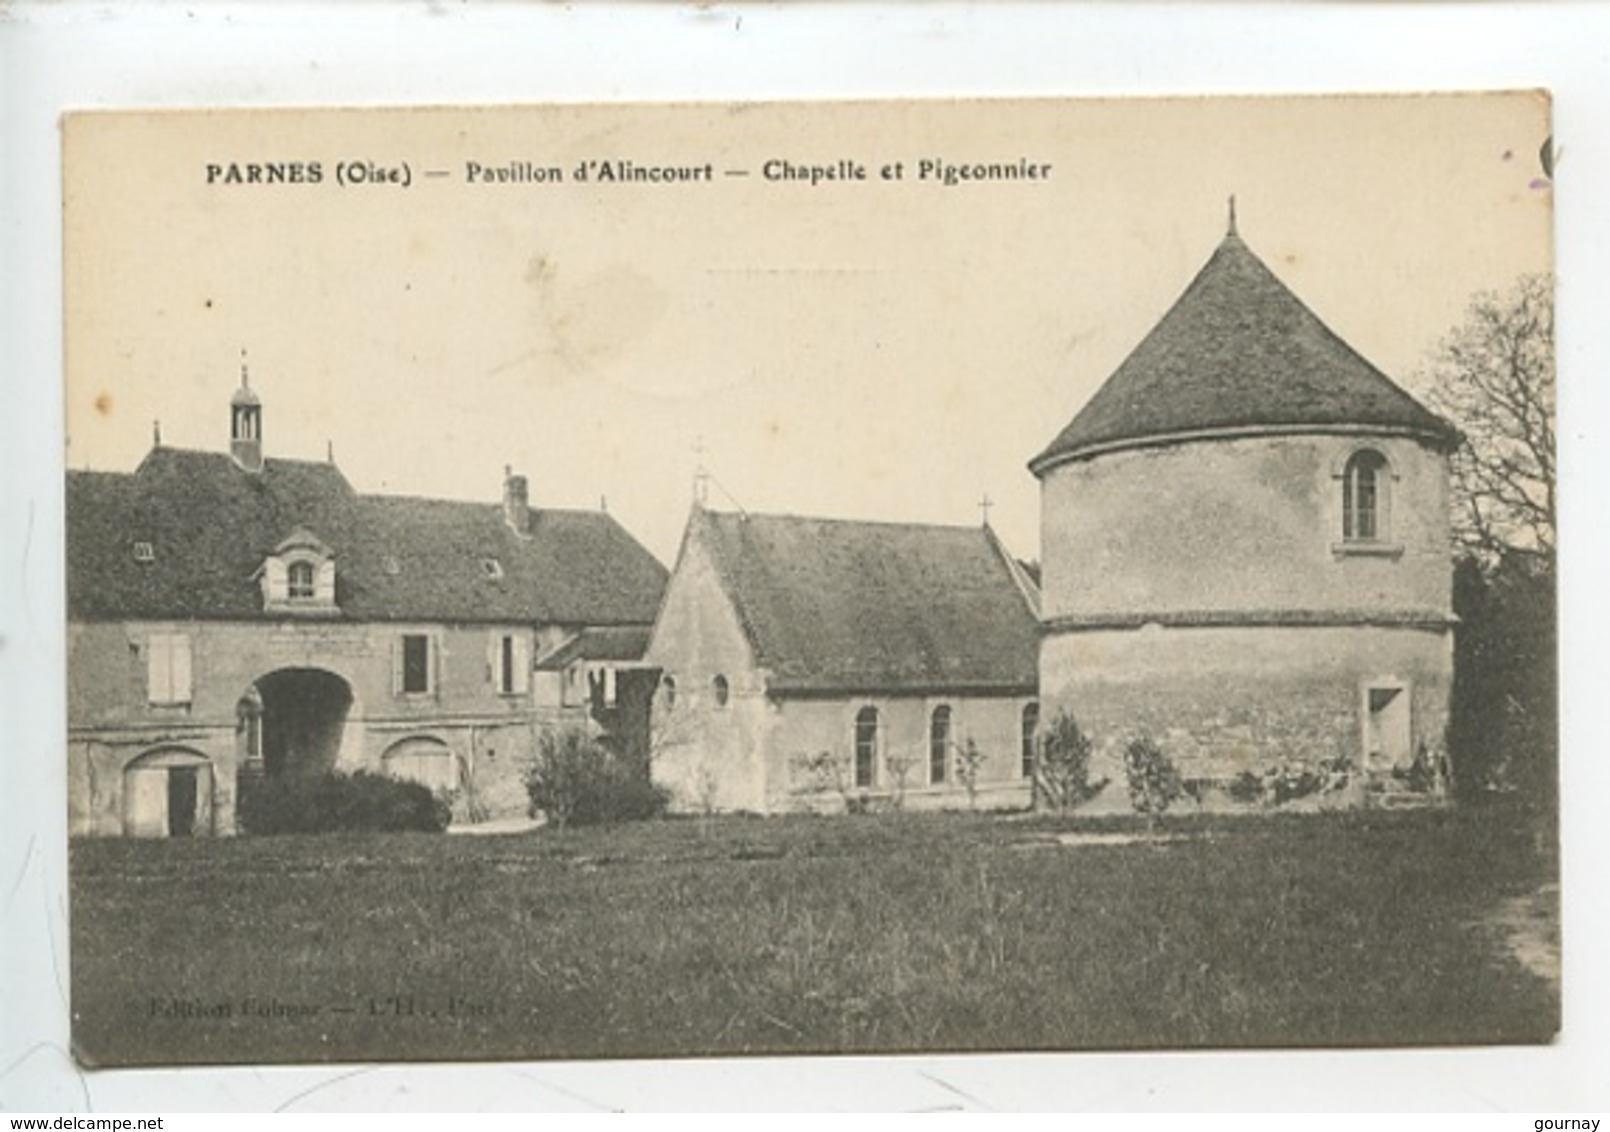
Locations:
132;541;155;564
287;560;316;599
482;557;504;580
257;527;338;615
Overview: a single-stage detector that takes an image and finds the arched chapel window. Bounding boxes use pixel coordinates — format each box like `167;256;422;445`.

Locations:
1343;449;1389;542
929;705;952;785
1021;702;1040;779
854;707;879;789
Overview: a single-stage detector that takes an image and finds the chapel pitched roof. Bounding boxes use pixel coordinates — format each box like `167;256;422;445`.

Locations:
66;447;667;625
1028;225;1459;475
686;508;1040;696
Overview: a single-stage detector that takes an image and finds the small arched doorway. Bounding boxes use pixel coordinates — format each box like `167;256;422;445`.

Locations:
381;735;457;793
250;668;354;780
123;747;214;838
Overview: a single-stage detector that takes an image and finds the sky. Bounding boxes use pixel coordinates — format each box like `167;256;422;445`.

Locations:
64;95;1553;566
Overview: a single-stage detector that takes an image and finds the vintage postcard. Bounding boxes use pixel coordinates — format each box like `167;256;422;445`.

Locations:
63;95;1557;1067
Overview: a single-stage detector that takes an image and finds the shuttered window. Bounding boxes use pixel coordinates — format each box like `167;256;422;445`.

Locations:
493;632;530;695
147;633;193;706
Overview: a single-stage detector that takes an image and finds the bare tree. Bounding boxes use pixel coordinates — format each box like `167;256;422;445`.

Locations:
1423;274;1555;570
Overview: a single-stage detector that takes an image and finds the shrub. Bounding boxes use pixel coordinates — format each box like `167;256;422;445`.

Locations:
1268;764;1326;805
1228;770;1266;805
1393;743;1441;794
526;728;669;829
237;770;450;835
797;749;852;803
1035;709;1108;811
953;737;986;810
883;746;918;811
1122;735;1183;827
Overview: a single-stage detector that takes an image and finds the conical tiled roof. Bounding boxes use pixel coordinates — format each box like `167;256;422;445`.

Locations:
1029;226;1458;475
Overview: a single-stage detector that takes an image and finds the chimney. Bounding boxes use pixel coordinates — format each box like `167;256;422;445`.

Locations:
503;465;530;534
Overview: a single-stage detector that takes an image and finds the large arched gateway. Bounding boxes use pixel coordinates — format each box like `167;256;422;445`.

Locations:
245;668;355;780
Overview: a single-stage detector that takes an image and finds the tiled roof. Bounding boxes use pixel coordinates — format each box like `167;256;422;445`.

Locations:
687;508;1040;696
534;626;656;671
1029;229;1459;475
66;447;667;625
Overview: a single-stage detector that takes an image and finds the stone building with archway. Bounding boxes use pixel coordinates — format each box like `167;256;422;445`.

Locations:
66;377;668;837
1029;211;1461;807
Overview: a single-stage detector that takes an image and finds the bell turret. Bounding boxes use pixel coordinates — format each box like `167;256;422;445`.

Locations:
230;352;263;472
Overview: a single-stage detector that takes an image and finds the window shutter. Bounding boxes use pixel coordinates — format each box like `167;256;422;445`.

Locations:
513;633;530;694
146;635;168;704
486;631;498;686
430;633;441;695
171;634;193;704
392;635;404;695
316;560;336;604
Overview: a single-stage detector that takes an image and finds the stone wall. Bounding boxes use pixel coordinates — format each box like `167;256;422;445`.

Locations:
762;694;1036;814
68;617;554;835
643;526;772;812
1039;622;1453;812
1039;433;1453;622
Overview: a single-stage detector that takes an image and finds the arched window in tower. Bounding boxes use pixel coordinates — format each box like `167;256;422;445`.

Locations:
711;674;730;709
854;707;879;789
661;674;678;712
929;705;952;785
287;560;316;600
1343;449;1389;542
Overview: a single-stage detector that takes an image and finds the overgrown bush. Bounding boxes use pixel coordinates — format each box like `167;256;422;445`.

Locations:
954;737;986;810
525;728;669;829
1228;770;1266;805
1449;555;1557;804
1122;735;1183;827
1268;764;1326;805
1034;709;1108;811
237;770;450;835
1393;743;1441;794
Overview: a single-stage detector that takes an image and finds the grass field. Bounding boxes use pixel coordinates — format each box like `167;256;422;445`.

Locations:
69;804;1560;1066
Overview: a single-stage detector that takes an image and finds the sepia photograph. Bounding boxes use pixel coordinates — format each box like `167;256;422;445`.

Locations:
59;94;1558;1069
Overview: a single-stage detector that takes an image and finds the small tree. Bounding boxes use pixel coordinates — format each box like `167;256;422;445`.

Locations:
883;745;918;811
953;736;986;811
1034;709;1107;811
799;748;853;809
1420;275;1557;808
525;727;668;830
1422;274;1555;571
1123;735;1183;830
